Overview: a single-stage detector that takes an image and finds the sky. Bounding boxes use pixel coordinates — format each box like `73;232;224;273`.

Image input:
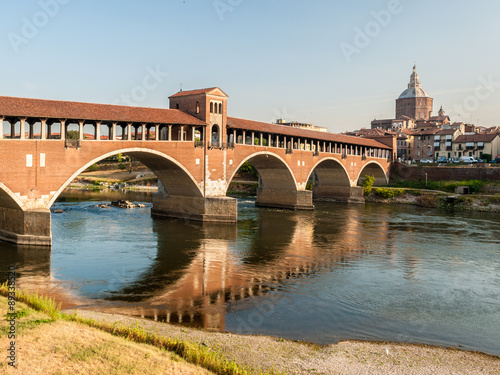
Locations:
1;0;499;133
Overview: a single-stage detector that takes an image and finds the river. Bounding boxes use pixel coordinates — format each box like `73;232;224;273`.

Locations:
1;190;499;356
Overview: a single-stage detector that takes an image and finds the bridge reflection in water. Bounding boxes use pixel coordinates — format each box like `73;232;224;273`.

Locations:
0;199;394;332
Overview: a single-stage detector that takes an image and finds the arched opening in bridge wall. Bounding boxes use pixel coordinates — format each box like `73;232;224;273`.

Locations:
48;148;203;208
228;152;312;210
307;158;357;202
356;162;388;187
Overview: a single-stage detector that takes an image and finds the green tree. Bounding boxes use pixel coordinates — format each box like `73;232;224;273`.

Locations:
66;130;79;140
238;161;259;178
480;153;492;162
362;175;375;195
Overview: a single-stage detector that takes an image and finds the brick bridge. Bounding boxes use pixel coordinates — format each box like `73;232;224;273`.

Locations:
0;87;394;246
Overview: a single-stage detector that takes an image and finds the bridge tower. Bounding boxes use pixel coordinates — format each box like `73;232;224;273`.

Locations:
150;88;237;223
169;87;229;147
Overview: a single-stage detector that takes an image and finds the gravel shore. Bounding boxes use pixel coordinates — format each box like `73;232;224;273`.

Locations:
65;309;500;375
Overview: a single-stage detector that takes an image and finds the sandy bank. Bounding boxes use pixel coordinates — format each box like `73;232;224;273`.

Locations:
65;309;500;375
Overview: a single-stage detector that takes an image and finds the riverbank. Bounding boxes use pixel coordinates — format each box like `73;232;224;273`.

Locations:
364;187;500;213
61;309;500;374
2;293;499;375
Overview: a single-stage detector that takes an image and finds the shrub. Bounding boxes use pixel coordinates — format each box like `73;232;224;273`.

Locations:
457;196;474;205
361;175;375;195
373;188;404;199
118;163;126;170
86;164;99;172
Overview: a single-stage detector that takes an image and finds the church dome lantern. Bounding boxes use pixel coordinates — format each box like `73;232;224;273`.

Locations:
398;65;431;99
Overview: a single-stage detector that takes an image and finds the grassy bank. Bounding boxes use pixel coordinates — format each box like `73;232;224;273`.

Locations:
0;285;264;375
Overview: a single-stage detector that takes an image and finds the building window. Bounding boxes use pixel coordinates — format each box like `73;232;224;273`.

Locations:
176;103;179;109
210;102;213;113
196;102;200;114
219;103;222;114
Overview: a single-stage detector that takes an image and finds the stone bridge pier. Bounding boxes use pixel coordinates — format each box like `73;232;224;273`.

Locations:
249;154;314;210
0;200;51;246
152;183;237;223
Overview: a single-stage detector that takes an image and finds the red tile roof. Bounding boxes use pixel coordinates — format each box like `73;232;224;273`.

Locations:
412;128;440;135
435;129;457;135
455;134;499;143
0;96;207;125
169;87;228;98
227;117;391;149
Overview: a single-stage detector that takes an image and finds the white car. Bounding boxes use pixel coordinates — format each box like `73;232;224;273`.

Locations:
459;156;478;163
419;158;433;163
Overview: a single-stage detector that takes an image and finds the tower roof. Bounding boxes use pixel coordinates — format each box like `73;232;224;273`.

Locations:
398;65;431;99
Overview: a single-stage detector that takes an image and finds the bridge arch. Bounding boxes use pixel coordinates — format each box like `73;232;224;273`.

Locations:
229;151;313;210
306;157;362;202
228;151;298;193
48;148;203;208
0;182;24;210
306;157;352;189
356;161;388;186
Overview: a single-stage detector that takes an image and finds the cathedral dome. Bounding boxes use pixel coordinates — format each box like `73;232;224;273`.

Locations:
398;87;431;99
398;65;431;99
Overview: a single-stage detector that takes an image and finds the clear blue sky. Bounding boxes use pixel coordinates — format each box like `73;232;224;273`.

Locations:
1;0;499;132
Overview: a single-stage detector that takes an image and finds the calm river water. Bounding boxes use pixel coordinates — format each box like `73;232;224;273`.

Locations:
1;190;499;355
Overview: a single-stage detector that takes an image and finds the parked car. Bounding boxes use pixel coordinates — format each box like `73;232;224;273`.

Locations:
419;158;433;163
459;156;478;163
436;156;447;163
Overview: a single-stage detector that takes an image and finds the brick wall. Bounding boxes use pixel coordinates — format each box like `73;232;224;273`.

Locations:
391;163;500;181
